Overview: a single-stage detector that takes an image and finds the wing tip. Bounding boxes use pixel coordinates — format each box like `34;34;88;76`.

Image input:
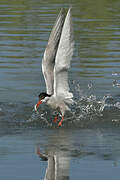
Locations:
68;6;72;14
60;7;65;14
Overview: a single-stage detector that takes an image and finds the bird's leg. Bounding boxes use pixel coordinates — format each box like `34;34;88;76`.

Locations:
58;116;64;127
53;114;58;123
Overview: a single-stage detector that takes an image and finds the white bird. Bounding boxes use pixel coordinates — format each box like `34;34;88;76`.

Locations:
34;8;74;127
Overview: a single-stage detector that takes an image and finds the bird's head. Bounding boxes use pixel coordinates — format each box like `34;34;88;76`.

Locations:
34;92;51;111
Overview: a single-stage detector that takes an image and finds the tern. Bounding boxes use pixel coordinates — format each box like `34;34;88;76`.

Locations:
34;8;74;126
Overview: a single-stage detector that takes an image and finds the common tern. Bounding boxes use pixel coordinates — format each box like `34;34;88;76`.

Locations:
34;8;74;126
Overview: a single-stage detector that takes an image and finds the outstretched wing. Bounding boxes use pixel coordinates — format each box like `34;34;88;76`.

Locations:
54;8;74;98
42;9;65;95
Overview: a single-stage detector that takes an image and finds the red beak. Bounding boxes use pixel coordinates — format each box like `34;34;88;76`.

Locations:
36;100;42;109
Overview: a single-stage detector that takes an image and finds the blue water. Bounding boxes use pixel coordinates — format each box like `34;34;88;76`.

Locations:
1;0;120;179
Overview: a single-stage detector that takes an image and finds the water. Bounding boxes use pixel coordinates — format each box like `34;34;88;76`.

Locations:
1;0;120;179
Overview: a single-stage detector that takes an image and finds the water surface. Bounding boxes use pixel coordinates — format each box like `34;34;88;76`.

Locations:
1;0;120;179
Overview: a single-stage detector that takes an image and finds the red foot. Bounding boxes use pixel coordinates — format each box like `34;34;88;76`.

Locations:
58;116;64;127
58;121;62;127
53;116;58;123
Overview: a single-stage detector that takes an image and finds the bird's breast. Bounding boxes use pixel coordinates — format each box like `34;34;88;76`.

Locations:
46;97;57;109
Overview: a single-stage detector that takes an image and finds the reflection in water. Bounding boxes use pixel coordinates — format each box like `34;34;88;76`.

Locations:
36;129;72;180
37;147;70;180
1;128;120;179
33;128;120;179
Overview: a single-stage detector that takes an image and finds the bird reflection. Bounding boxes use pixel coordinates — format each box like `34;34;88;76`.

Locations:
36;147;70;180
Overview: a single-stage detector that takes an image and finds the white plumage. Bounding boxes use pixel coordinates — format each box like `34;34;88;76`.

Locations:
35;8;74;126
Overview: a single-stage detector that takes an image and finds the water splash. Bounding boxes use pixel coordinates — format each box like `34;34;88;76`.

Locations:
24;80;120;128
1;80;120;129
67;80;120;128
113;80;120;87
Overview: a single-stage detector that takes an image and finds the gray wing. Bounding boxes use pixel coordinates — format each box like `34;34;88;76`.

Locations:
54;8;74;98
42;9;65;95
